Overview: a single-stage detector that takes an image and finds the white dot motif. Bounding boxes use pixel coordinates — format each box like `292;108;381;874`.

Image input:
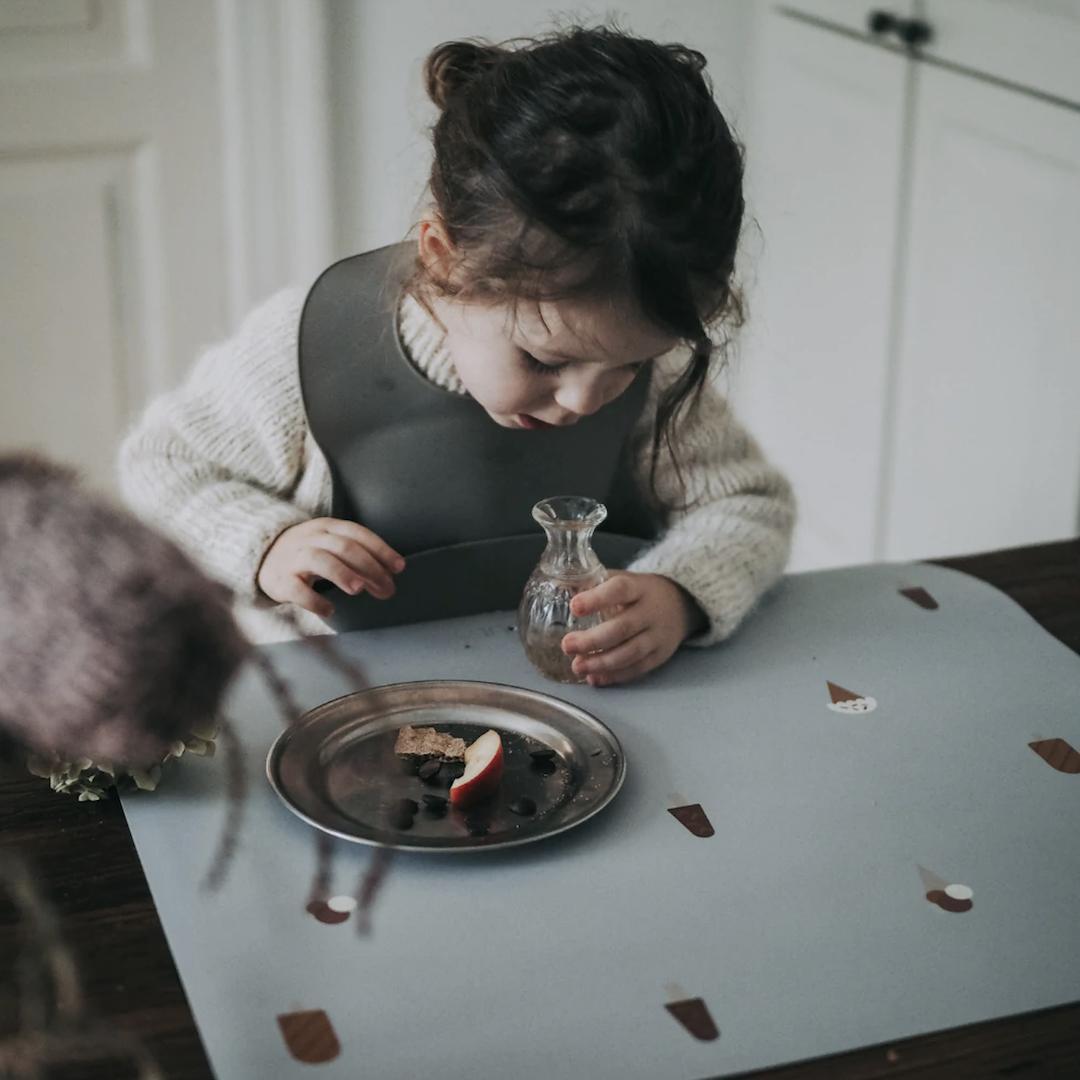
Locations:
327;895;358;914
827;697;878;714
944;883;973;902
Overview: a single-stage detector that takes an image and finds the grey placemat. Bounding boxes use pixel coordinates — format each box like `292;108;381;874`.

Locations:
120;563;1080;1079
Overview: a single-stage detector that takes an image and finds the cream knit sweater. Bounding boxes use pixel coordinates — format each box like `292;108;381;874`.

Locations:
118;287;795;645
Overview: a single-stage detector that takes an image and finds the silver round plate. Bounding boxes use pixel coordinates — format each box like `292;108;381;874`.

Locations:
266;679;626;852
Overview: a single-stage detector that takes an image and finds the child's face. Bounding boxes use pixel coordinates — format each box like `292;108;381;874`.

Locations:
430;293;678;430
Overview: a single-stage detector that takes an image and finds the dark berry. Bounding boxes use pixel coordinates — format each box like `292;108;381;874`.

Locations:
418;759;442;782
509;797;537;816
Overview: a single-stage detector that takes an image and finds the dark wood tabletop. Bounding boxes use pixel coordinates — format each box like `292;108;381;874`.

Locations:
2;539;1078;1080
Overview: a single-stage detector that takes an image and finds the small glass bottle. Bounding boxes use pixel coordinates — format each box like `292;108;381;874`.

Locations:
518;496;608;683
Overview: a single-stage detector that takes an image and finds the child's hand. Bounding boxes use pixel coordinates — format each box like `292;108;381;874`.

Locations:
257;517;406;618
560;572;705;686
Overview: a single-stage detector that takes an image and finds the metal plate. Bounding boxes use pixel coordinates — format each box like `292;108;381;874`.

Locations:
266;680;626;852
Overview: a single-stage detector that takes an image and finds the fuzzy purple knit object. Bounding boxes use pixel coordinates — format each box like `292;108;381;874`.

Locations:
0;453;250;765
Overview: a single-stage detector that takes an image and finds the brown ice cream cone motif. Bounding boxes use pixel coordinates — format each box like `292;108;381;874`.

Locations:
665;997;720;1041
917;864;947;893
1029;738;1080;774
900;586;939;610
828;681;858;703
826;681;877;714
927;889;973;913
306;897;351;925
277;1009;341;1063
919;866;973;913
667;803;715;838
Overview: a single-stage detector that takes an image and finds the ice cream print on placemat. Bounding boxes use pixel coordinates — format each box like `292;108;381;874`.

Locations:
826;681;878;714
305;895;355;925
899;586;939;610
305;834;349;925
1028;738;1080;774
302;833;393;931
666;794;715;837
663;983;719;1041
918;865;974;913
277;1008;341;1064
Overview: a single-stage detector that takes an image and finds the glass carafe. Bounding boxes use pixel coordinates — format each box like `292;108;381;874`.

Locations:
518;496;608;683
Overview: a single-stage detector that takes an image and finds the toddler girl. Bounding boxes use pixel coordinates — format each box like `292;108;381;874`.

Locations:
120;25;795;686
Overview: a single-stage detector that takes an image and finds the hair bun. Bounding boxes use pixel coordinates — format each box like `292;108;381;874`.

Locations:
424;39;501;110
666;44;708;75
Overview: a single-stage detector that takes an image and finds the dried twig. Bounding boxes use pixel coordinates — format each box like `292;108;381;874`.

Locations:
200;715;245;892
309;832;336;902
275;608;398;912
0;851;84;1031
273;607;372;693
247;647;305;731
0;850;162;1080
0;455;397;1080
354;846;395;936
0;1029;163;1080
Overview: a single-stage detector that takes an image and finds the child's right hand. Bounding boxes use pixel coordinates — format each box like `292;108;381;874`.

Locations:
256;517;406;618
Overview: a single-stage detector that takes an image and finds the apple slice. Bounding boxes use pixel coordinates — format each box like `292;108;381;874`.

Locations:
449;729;504;808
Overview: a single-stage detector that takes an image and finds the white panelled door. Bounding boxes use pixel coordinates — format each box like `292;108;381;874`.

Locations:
0;0;231;489
882;64;1080;559
737;13;910;570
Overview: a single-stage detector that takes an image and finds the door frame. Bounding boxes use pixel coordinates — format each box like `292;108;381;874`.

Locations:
216;0;333;339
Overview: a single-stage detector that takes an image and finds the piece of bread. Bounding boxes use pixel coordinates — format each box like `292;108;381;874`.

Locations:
393;725;466;760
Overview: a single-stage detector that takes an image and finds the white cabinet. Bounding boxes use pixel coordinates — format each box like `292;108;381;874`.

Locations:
736;14;910;568
920;0;1080;105
771;0;914;37
738;2;1080;569
885;62;1080;558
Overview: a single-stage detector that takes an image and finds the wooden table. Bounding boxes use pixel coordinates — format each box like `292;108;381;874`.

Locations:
2;539;1078;1080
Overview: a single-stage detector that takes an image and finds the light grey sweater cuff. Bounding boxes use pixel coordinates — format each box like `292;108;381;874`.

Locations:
197;494;310;604
629;522;792;647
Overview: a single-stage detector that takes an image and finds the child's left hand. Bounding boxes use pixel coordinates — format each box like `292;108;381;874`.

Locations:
560;572;705;686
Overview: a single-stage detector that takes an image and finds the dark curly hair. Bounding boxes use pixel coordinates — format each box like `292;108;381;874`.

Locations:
407;23;746;505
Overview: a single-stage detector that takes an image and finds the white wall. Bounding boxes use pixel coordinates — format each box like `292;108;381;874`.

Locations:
326;0;757;258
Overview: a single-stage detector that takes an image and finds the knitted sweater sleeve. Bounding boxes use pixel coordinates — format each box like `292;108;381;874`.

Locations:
626;351;796;646
117;287;330;602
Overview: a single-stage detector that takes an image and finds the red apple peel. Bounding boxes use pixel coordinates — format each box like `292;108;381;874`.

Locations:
449;729;504;808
